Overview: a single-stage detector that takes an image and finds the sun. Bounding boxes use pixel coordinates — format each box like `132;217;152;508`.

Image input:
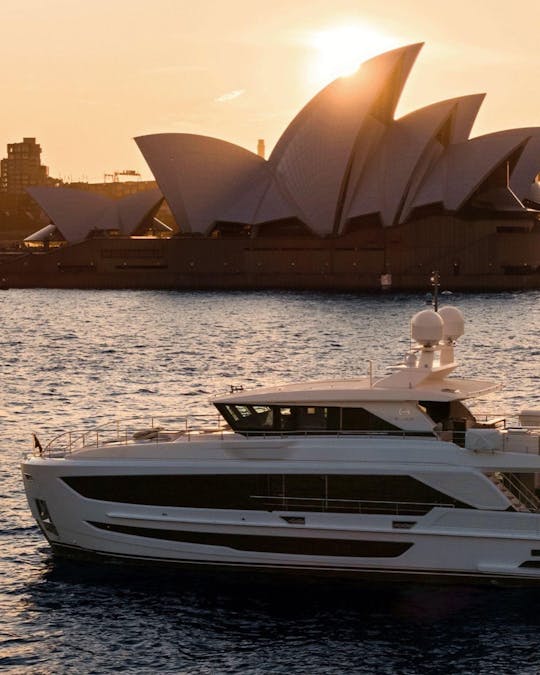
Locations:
308;24;396;85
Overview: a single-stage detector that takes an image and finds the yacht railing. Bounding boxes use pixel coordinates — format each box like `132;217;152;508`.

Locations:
34;421;446;456
31;411;522;457
473;413;509;429
239;429;435;439
492;471;540;513
250;495;454;516
35;415;228;456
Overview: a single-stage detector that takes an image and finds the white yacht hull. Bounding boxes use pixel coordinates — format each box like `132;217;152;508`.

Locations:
21;304;540;585
21;453;540;585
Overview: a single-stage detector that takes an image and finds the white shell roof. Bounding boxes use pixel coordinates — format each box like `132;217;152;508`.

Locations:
24;223;58;242
397;95;486;224
413;130;529;212
135;133;294;233
27;186;163;243
443;132;530;211
505;131;540;200
134;43;540;235
27;187;111;243
345;95;486;227
268;44;423;235
108;188;163;235
251;178;301;225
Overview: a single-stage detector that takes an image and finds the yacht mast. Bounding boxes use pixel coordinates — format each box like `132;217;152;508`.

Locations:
430;270;440;312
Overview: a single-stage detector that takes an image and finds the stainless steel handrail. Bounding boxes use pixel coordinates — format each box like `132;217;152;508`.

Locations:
33;412;521;457
473;413;510;428
36;414;228;456
496;471;540;513
238;429;434;438
250;494;454;515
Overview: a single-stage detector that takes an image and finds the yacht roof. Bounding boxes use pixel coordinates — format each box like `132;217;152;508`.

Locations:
213;375;499;406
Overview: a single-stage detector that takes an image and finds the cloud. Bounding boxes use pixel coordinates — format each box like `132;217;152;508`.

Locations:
214;89;246;103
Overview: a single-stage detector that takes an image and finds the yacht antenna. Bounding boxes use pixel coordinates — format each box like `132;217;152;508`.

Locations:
430;270;440;312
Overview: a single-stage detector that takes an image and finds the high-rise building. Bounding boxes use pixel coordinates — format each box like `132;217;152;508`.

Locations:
0;137;49;194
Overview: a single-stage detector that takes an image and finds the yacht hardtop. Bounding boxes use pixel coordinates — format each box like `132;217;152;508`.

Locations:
214;372;499;403
213;306;503;442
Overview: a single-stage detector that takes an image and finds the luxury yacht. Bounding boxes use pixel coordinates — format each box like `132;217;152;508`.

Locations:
21;305;540;584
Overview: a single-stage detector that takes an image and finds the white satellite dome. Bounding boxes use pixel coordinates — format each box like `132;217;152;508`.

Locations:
438;306;465;341
411;310;444;347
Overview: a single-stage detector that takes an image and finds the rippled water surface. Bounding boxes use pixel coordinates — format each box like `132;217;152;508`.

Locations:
2;289;540;673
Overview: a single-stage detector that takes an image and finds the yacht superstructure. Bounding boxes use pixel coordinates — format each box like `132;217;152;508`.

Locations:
21;305;540;584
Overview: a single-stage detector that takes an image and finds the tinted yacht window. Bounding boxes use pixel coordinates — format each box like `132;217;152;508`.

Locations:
220;404;274;431
341;407;399;432
216;404;397;434
62;473;472;513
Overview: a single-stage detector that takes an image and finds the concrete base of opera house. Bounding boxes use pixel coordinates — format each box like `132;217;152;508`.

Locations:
1;215;539;292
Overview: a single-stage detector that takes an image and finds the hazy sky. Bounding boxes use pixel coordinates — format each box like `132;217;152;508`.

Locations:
2;0;538;181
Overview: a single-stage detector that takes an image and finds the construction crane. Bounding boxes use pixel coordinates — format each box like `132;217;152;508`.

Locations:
103;170;141;183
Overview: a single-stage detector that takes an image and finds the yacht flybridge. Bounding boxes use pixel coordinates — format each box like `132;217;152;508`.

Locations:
21;305;540;585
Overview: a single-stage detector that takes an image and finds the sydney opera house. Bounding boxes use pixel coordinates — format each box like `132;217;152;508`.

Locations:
2;42;540;290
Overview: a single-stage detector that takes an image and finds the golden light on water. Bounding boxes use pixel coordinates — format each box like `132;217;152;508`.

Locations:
307;24;397;84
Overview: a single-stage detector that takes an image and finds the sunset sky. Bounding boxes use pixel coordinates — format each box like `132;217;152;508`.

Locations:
1;0;538;182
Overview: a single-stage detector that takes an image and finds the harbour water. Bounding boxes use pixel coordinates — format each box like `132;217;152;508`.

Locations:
2;288;540;673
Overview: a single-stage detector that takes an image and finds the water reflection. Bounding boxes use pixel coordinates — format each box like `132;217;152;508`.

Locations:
10;556;540;673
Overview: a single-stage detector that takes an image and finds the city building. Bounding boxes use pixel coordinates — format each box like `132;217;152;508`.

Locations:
0;137;54;242
0;137;49;194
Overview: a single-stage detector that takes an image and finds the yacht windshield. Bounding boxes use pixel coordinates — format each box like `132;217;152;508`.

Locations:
216;404;400;435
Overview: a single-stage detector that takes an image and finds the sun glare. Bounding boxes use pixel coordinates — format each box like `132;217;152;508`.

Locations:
308;24;396;85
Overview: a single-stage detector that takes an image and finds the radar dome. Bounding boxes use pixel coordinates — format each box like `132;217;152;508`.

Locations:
438;306;465;341
411;310;444;347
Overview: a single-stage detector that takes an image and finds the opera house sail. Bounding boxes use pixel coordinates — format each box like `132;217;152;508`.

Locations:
3;43;540;290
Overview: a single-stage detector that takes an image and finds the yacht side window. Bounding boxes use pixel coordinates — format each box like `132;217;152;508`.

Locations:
297;406;330;430
277;406;336;431
218;404;274;432
342;407;399;432
254;406;274;428
278;407;294;430
217;403;399;434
